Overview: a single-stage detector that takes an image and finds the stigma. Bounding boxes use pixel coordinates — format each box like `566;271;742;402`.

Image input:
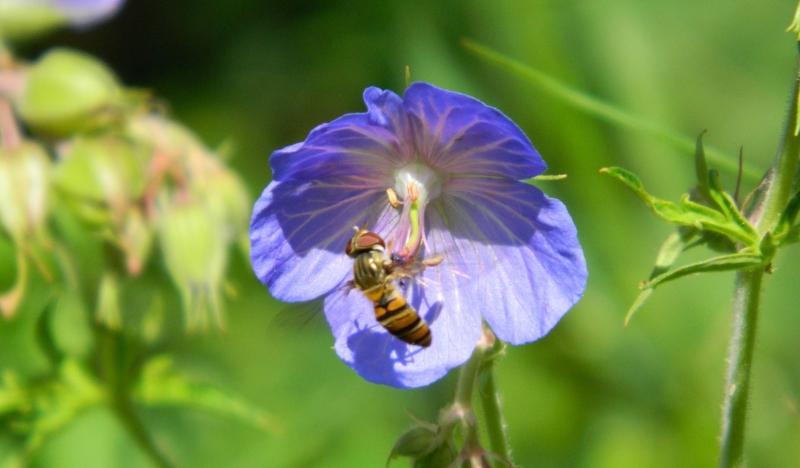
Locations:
386;163;441;260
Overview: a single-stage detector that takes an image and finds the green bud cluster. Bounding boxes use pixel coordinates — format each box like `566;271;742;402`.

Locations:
0;47;249;331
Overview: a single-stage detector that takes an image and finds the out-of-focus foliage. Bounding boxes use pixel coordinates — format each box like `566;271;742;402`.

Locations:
2;1;800;467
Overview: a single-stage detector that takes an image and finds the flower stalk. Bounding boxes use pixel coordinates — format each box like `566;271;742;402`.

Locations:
479;350;513;464
99;327;174;468
447;327;516;467
718;41;800;468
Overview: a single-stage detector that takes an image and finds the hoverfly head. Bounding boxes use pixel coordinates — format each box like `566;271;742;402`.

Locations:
345;226;385;257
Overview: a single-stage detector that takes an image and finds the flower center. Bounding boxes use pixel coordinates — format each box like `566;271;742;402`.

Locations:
394;162;442;205
389;163;441;259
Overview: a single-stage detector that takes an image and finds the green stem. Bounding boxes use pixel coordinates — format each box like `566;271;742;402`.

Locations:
719;269;763;467
99;328;174;468
454;345;484;408
113;396;173;468
718;42;800;468
480;362;513;464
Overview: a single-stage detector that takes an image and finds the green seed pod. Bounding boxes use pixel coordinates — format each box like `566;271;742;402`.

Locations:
158;198;227;331
55;136;148;224
0;141;51;242
17;48;123;136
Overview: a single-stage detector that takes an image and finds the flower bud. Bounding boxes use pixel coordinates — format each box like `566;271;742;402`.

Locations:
0;3;62;41
388;426;438;460
96;271;121;330
55;136;147;224
119;207;153;276
17;48;123;136
0;141;51;242
199;168;250;242
158;198;227;330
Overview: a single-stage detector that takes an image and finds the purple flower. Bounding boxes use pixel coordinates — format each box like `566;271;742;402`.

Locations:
53;0;124;27
250;83;587;388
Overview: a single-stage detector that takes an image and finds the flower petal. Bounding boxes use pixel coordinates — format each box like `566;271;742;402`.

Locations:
249;180;398;301
403;82;546;179
55;0;125;27
429;178;587;344
271;88;414;183
324;260;481;388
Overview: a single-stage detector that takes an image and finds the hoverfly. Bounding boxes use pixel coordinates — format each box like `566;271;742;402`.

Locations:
345;228;443;348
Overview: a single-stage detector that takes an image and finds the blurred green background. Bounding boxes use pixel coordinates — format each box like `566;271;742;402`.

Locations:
3;0;800;466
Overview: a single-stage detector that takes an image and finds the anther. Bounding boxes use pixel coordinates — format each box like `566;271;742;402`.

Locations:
386;187;401;209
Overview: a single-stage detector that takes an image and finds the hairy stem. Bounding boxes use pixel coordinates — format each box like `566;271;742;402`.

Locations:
480;361;513;464
719;269;763;467
453;341;483;452
718;43;800;468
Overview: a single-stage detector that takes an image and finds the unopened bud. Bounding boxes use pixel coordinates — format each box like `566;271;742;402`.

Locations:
120;207;153;276
55;136;147;224
0;3;62;41
17;48;123;136
158;198;227;330
388;426;438;461
96;272;121;330
0;141;50;241
200;168;250;241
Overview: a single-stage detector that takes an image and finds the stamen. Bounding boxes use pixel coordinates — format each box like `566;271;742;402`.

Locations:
387;163;442;260
386;187;401;209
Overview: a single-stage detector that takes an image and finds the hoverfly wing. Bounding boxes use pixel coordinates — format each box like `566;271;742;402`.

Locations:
267;298;327;333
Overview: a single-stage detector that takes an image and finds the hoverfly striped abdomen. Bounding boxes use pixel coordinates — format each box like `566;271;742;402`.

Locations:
345;228;432;348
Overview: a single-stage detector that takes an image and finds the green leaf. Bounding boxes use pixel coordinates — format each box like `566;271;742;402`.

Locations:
707;171;758;239
601;167;758;245
625;288;654;327
133;355;277;433
462;39;760;180
774;189;800;242
642;251;764;290
387;426;439;466
412;442;456;468
49;291;92;359
624;231;689;325
18;360;104;457
694;131;712;202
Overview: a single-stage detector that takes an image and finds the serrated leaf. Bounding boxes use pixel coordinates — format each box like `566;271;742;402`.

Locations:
24;360;104;455
602;167;757;245
0;371;28;415
641;251;764;290
707;170;758;239
133;355;277;433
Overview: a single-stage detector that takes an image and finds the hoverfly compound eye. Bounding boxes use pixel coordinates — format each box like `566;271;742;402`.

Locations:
356;231;385;251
